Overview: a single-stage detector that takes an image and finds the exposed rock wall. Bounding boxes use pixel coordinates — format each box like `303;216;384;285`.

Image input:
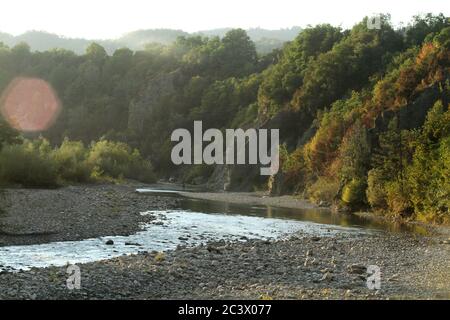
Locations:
128;70;180;134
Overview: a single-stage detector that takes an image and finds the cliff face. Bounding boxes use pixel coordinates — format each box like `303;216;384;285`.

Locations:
207;163;266;192
207;164;231;191
128;70;180;134
206;112;293;193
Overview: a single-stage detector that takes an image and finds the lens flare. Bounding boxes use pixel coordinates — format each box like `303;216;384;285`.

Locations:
0;77;61;132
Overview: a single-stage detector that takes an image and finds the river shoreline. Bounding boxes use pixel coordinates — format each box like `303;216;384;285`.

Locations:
1;232;449;300
0;183;178;246
179;189;449;237
180;190;320;210
0;183;449;299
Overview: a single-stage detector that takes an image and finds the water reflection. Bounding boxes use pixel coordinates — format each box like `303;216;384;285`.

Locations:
0;209;366;271
137;187;428;235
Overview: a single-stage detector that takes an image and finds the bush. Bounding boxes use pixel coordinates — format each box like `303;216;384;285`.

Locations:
385;180;413;217
52;138;91;182
87;140;155;183
366;169;387;209
87;140;130;179
307;177;339;204
0;140;58;187
0;138;156;187
341;178;366;207
280;146;307;194
126;149;156;183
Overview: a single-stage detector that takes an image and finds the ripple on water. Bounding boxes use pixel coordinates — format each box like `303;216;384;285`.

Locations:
0;210;369;272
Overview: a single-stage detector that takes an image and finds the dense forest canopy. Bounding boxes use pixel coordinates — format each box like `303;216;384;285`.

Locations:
0;13;449;222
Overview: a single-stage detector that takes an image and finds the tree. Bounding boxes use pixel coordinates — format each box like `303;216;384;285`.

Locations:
85;42;107;65
406;101;450;221
0;118;20;151
219;29;257;77
258;24;342;118
406;13;449;46
291;16;403;116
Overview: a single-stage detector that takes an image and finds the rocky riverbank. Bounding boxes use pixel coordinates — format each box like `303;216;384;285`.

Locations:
0;184;449;300
0;231;449;299
0;183;179;246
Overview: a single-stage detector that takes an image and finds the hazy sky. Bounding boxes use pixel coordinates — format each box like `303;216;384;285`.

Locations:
0;0;448;39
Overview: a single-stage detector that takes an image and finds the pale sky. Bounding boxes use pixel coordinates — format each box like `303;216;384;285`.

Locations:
0;0;448;39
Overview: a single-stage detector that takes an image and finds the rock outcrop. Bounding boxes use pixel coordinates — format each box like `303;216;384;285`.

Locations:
128;70;181;134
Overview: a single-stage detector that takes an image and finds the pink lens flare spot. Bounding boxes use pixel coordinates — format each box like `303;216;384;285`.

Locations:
1;77;61;132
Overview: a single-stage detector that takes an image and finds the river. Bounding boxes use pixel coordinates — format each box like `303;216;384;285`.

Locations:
0;186;416;272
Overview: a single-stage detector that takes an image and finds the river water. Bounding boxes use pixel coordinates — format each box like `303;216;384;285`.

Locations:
0;186;409;272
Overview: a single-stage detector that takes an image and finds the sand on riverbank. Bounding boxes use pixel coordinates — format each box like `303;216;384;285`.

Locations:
180;191;320;210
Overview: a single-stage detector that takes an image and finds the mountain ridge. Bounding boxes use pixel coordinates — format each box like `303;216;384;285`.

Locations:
0;27;302;54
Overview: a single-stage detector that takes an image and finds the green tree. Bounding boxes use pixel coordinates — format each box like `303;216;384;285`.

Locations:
85;42;107;65
0;119;20;151
405;13;449;46
406;101;450;222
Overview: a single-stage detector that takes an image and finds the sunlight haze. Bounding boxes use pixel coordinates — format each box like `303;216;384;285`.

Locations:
0;0;448;39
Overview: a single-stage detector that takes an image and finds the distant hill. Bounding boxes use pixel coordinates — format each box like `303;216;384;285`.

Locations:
196;27;302;53
196;26;302;41
118;29;189;48
0;30;110;54
0;27;302;55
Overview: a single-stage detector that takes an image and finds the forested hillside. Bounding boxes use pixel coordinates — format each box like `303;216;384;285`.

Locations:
0;27;301;55
0;14;448;222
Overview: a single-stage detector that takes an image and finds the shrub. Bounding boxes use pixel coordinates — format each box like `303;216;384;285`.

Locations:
0;138;156;187
341;178;366;207
366;168;387;209
52;138;91;182
0;140;58;187
280;146;307;194
126;149;156;183
87;140;155;182
385;180;413;217
87;140;130;179
307;177;339;204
